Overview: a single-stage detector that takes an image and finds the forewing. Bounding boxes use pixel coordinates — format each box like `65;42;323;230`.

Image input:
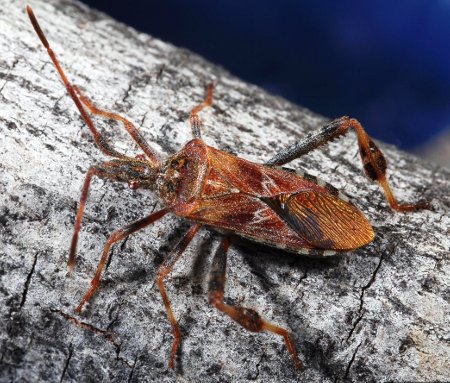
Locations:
196;146;373;253
262;191;374;250
188;193;311;250
206;146;326;196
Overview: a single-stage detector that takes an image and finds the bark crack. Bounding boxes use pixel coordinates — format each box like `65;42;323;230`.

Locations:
346;311;364;343
115;342;134;368
358;251;385;312
346;250;385;343
0;58;19;94
122;82;133;105
19;253;38;310
0;342;5;363
106;301;124;331
295;271;308;293
121;73;152;105
59;343;73;383
346;245;388;343
344;342;361;380
248;353;265;381
127;355;139;383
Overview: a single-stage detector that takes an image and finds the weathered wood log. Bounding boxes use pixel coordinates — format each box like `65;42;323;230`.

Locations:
1;0;449;381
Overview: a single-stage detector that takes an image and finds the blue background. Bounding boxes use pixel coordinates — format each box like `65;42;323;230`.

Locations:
80;0;450;150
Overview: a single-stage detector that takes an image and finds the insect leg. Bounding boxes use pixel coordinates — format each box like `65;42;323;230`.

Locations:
157;224;202;369
190;83;214;139
208;238;302;369
69;164;109;274
68;159;155;273
27;6;126;159
74;86;159;166
75;208;168;313
266;116;429;212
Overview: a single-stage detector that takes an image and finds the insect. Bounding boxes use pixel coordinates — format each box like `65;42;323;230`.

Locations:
27;6;429;371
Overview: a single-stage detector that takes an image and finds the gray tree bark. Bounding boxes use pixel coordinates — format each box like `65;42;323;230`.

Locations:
1;0;449;382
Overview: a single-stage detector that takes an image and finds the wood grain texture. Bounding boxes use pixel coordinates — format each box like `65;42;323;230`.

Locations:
1;1;449;381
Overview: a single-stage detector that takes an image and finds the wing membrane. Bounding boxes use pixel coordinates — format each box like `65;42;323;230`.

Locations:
262;192;374;250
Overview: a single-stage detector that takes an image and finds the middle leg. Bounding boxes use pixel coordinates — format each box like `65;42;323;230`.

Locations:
208;238;302;369
157;224;202;369
190;83;214;139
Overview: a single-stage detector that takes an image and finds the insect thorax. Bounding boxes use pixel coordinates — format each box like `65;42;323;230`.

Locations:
157;139;209;214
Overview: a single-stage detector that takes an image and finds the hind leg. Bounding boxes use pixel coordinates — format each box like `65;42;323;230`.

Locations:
266;116;430;212
208;238;302;369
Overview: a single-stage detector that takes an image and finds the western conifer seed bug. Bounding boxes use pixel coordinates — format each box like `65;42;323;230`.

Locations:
27;6;430;371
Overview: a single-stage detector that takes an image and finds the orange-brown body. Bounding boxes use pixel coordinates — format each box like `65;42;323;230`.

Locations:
158;139;374;255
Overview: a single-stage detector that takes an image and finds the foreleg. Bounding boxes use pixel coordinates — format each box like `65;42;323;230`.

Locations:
68;159;156;273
